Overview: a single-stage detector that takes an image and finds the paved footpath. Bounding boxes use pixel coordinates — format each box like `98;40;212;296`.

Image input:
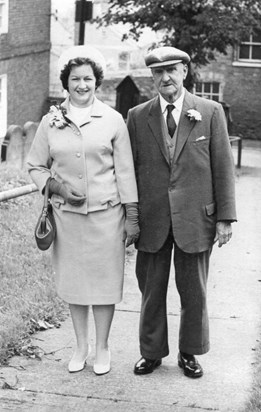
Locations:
0;142;261;411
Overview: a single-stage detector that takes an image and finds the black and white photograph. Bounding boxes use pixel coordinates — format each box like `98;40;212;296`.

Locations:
0;1;261;411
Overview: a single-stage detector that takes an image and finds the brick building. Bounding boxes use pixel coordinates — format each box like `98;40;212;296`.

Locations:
0;0;51;139
195;40;261;140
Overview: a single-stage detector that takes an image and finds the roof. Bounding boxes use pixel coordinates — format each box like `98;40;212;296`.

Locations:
103;75;157;99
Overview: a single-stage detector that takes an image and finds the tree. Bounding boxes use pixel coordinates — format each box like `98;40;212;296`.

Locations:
96;0;261;69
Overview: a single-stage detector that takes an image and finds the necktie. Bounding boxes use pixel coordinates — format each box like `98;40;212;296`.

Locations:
166;104;176;138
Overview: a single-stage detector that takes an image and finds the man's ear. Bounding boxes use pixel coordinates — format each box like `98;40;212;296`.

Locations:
183;64;188;80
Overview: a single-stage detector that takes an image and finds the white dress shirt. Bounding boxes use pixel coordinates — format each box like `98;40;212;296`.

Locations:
68;102;92;127
158;88;185;162
159;87;185;127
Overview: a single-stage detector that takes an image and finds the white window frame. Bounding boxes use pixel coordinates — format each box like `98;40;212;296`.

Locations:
0;74;7;139
233;32;261;68
194;82;221;102
0;0;9;34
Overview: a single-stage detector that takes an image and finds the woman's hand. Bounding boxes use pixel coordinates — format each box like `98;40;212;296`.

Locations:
62;186;86;206
124;203;140;247
49;178;86;206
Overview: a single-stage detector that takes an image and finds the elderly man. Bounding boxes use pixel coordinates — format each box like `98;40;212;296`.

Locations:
127;46;236;378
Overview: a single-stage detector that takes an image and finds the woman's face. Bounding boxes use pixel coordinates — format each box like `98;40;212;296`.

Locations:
68;64;96;107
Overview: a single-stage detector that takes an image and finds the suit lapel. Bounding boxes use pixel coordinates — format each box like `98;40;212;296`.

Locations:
148;97;170;165
173;90;197;163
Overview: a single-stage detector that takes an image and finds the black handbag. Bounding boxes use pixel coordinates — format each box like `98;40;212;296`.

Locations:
35;177;56;251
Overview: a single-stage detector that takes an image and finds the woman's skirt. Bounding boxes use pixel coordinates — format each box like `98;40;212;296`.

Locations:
52;203;125;305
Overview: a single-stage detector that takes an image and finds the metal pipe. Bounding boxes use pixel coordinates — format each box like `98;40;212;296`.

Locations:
79;0;85;45
0;183;38;202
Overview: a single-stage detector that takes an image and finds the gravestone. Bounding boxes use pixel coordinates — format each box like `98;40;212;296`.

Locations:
23;121;38;164
2;125;24;166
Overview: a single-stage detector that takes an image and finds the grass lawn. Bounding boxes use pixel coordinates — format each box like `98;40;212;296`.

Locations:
0;164;67;365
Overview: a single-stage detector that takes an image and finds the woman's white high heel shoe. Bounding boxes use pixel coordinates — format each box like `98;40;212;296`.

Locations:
68;344;91;373
93;349;111;375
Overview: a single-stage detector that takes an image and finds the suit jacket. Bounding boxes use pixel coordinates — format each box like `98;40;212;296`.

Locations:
127;89;237;253
27;97;138;214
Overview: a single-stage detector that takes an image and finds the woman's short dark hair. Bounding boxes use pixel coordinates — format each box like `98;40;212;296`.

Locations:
60;57;104;91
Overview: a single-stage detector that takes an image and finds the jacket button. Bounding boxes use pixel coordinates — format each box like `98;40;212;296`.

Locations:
76;152;81;158
78;174;83;179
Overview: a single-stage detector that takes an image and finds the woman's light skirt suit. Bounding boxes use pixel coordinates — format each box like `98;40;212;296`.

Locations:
53;203;125;305
27;97;138;306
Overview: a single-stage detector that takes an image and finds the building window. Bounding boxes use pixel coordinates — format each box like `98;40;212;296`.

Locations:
118;52;130;71
0;0;8;34
233;31;261;66
0;74;7;138
239;32;261;61
194;82;221;102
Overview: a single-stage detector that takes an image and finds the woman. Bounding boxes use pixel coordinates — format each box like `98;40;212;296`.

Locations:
27;46;139;375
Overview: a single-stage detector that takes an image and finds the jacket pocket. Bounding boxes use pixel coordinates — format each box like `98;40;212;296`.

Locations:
192;137;210;145
205;202;216;216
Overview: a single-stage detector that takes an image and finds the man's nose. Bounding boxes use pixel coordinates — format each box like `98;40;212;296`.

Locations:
162;71;170;82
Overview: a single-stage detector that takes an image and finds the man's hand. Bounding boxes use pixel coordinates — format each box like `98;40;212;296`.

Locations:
214;221;232;248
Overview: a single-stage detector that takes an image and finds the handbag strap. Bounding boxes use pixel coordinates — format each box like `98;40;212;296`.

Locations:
43;177;52;208
38;177;52;234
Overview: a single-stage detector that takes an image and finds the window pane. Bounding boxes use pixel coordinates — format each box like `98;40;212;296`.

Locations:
212;83;219;93
212;96;219;102
196;83;202;93
252;46;261;59
239;45;250;59
119;52;129;70
204;83;211;93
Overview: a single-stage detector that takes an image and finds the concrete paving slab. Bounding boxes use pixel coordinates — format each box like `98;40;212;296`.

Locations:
0;143;261;411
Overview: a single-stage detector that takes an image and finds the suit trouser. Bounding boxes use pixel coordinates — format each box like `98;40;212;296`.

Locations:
136;231;211;359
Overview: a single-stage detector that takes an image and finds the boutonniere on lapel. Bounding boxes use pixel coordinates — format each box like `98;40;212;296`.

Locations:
49;105;69;129
186;109;202;122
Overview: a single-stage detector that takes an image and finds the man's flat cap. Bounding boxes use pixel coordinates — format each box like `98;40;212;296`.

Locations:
145;46;190;68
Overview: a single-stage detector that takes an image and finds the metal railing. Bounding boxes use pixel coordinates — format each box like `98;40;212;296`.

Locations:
0;183;38;202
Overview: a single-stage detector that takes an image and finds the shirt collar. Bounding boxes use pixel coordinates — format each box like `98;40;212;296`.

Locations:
159;87;185;114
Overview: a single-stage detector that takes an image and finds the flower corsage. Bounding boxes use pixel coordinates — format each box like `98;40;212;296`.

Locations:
186;109;202;122
49;105;68;129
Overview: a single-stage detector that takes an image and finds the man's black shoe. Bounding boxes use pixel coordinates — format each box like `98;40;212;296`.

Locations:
134;357;162;375
178;352;203;378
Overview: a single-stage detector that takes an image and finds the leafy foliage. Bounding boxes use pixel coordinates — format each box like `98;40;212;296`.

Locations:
97;0;261;67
